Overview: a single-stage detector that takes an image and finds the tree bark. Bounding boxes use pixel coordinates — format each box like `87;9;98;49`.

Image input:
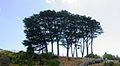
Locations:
81;38;85;58
45;42;48;53
67;47;69;57
51;39;54;53
66;39;69;57
91;38;93;54
43;38;48;53
86;43;89;56
76;46;78;57
57;39;59;56
71;45;74;57
86;38;89;56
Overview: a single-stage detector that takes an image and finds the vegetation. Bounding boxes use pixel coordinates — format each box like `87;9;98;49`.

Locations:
0;10;104;66
103;52;120;60
23;10;103;57
39;52;59;66
85;54;101;58
104;62;120;66
48;59;60;66
0;50;59;66
0;50;31;65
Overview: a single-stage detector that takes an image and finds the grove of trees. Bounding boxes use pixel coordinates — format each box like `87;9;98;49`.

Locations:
23;10;103;57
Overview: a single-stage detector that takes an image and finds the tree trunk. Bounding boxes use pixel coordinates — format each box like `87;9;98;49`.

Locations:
67;39;69;57
86;44;88;56
71;45;74;57
86;38;89;56
45;43;48;53
57;39;59;56
67;45;69;57
51;39;54;53
91;38;93;54
44;39;48;53
81;38;85;58
76;46;78;57
42;45;44;53
75;39;78;57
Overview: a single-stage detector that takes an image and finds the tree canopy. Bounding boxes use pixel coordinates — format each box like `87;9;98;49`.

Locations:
23;10;103;57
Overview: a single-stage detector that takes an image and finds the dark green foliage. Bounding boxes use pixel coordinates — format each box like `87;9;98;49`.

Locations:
0;50;59;66
103;54;113;60
23;10;103;57
0;50;36;66
103;52;119;60
39;52;59;65
48;59;60;66
85;54;101;58
40;52;55;59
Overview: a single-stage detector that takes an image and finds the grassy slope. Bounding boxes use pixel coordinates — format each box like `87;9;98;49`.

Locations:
58;57;83;66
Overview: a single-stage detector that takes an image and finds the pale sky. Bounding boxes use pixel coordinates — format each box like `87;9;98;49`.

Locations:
0;0;120;56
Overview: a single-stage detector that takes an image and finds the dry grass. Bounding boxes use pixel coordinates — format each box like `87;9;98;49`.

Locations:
57;57;105;66
57;56;83;66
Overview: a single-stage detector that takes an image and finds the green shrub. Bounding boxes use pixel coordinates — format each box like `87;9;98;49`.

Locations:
104;62;120;66
48;60;60;66
85;54;100;58
39;52;59;65
103;54;113;60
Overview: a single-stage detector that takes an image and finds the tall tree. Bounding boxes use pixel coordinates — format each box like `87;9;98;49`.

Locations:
23;10;103;57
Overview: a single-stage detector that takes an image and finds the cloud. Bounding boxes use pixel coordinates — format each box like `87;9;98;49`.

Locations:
45;0;55;4
62;0;77;4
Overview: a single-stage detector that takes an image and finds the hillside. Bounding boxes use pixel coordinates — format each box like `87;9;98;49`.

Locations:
88;63;104;66
58;57;104;66
0;50;120;66
58;57;83;66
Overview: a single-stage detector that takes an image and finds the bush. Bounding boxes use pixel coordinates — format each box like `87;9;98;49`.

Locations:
48;60;60;66
39;52;59;65
85;54;100;58
40;52;57;59
104;62;114;66
103;54;113;60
